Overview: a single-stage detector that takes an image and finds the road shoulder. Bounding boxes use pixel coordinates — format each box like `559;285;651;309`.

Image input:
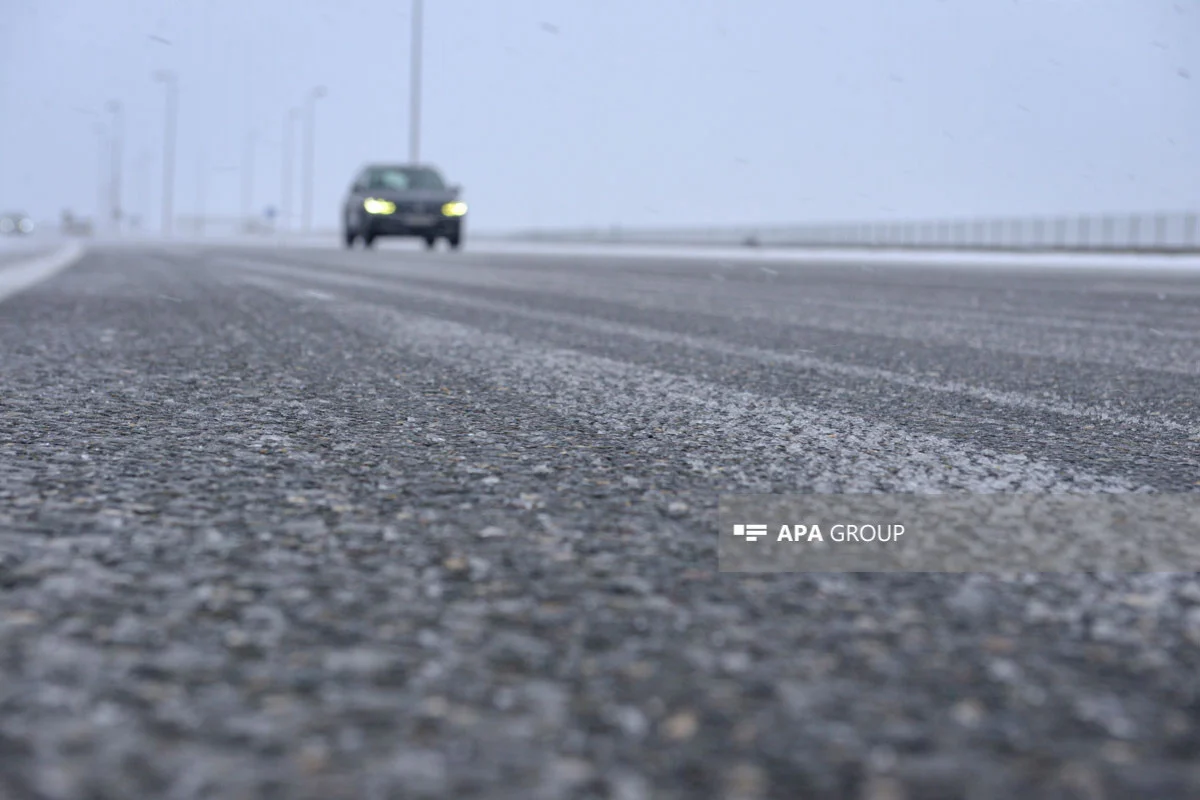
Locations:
0;241;87;304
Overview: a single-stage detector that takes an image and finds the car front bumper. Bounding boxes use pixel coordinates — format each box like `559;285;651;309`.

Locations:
364;213;463;237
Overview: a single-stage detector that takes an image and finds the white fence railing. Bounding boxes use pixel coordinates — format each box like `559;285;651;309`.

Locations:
50;211;1200;254
501;211;1200;253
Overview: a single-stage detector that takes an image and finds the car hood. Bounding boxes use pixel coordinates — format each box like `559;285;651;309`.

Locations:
360;188;460;203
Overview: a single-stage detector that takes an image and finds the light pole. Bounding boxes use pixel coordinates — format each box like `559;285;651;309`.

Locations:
409;0;423;163
94;122;108;227
282;108;300;232
106;100;123;233
154;70;178;236
302;86;326;234
195;0;213;238
73;108;107;227
133;149;152;232
196;151;207;237
242;129;257;228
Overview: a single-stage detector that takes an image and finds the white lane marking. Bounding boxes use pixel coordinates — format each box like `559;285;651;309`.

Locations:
442;241;1200;272
304;289;336;301
327;301;1142;493
323;254;1200;344
220;256;1196;436
0;242;86;303
279;243;1200;331
214;250;1200;374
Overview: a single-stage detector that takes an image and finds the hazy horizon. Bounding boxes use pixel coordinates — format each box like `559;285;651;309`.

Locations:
1;0;1196;231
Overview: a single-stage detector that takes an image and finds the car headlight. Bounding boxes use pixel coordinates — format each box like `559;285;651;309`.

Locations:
441;201;467;217
17;218;33;233
0;219;13;233
363;198;396;215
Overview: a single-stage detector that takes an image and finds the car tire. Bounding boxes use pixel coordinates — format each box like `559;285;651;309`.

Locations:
447;233;462;251
362;230;376;249
423;236;437;251
343;228;356;248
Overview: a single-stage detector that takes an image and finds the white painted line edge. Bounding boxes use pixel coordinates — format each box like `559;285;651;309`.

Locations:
0;241;87;303
456;241;1200;271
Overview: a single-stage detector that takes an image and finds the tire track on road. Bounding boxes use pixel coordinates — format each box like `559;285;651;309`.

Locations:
219;267;1140;494
217;255;1199;439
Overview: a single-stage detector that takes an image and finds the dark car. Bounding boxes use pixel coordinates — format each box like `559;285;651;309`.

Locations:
0;212;34;235
342;164;466;250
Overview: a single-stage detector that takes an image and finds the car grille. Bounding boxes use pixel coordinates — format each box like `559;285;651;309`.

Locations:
393;201;439;214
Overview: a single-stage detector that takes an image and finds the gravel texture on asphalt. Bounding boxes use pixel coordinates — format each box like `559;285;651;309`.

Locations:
1;244;1199;800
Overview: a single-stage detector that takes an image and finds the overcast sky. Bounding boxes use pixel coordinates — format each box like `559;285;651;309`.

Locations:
0;0;1196;231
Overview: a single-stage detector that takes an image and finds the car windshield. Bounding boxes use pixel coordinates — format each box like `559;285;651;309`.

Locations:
366;167;445;191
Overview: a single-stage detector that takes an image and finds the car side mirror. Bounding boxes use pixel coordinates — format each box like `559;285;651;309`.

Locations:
450;184;462;195
352;183;367;193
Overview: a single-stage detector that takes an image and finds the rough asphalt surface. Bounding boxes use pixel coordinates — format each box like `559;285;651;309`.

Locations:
1;241;1199;799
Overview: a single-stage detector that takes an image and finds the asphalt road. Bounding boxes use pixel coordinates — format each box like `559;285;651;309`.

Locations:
0;239;53;269
2;241;1199;799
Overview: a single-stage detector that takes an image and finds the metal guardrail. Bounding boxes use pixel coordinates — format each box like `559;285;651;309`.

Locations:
503;211;1200;253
